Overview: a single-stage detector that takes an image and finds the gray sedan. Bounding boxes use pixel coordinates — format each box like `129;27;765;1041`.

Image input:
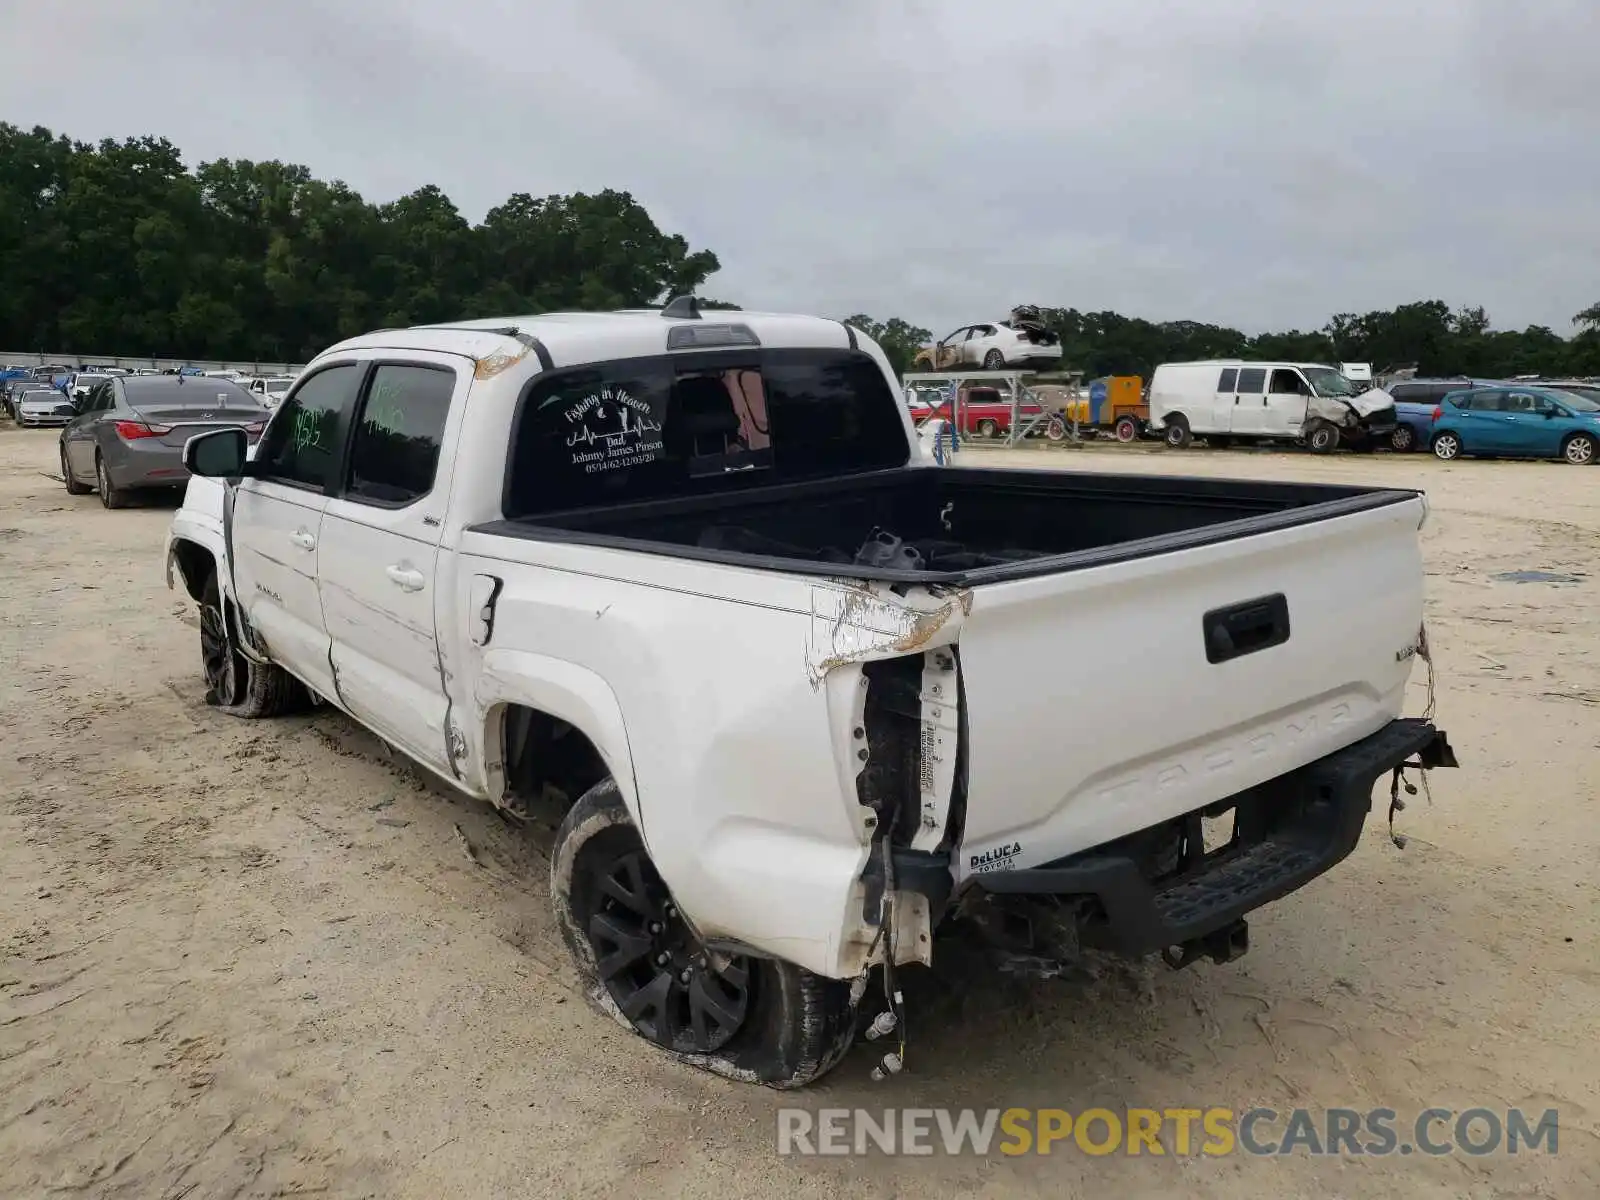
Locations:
59;375;269;508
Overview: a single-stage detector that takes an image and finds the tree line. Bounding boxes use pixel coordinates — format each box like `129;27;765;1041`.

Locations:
850;301;1600;381
0;124;723;362
3;124;1596;381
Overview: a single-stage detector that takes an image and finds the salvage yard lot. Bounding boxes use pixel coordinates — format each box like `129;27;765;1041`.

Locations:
2;425;1597;1199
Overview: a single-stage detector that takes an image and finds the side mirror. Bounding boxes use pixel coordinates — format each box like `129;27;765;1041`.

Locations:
184;427;249;477
1543;408;1559;419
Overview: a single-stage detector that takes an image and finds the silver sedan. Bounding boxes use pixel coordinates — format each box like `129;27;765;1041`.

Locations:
16;389;77;427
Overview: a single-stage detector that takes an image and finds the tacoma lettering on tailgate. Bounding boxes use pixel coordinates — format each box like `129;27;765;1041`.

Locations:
1092;701;1356;809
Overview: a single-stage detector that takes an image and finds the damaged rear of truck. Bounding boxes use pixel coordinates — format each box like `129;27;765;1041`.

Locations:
451;317;1455;1086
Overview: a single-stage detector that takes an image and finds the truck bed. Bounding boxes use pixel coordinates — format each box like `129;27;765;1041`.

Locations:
473;465;1419;584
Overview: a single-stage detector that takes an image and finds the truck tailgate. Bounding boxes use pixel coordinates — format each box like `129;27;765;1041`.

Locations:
953;496;1426;883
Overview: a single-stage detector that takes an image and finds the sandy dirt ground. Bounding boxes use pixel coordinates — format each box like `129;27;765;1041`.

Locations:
2;425;1597;1199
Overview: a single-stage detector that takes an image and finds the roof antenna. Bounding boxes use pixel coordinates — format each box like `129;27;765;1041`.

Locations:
661;295;701;320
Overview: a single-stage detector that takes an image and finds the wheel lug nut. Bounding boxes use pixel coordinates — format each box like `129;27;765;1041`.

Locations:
656;953;670;966
679;969;692;983
649;921;662;933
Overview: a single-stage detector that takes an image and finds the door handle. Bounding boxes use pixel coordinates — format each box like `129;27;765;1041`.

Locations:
385;565;425;592
1203;593;1291;664
289;529;316;551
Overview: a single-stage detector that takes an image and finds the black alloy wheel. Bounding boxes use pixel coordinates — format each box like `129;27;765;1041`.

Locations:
586;846;752;1054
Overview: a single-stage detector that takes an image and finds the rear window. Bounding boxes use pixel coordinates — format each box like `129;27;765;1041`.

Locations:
123;378;262;408
504;349;908;517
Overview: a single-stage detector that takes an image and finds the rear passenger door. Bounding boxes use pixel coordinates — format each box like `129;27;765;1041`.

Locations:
1454;390;1511;452
63;382;112;477
317;355;468;779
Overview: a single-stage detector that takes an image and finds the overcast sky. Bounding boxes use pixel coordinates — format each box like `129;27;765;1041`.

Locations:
4;0;1597;337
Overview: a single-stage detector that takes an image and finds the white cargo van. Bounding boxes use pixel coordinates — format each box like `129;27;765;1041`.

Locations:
1149;361;1396;453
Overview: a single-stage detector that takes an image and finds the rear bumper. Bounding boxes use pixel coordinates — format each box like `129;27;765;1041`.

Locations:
970;718;1456;958
104;437;191;488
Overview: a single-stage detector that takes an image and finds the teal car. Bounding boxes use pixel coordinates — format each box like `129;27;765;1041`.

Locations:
1430;386;1600;465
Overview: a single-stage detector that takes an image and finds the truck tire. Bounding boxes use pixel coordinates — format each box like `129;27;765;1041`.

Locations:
551;780;859;1088
1113;415;1139;443
1163;415;1192;448
977;418;999;439
1306;423;1340;454
198;574;305;717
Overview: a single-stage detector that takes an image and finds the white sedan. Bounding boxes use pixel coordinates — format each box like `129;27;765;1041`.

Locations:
914;313;1063;372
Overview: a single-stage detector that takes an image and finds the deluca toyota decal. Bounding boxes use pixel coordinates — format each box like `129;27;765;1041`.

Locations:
969;842;1022;873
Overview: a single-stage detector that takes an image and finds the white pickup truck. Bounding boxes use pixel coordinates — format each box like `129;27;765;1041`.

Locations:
165;299;1456;1087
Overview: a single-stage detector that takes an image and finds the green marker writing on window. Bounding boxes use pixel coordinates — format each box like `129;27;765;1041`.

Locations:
293;407;327;453
366;379;407;436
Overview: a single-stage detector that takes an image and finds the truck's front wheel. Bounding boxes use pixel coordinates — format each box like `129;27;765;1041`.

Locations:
198;574;305;717
551;780;858;1088
1306;422;1341;454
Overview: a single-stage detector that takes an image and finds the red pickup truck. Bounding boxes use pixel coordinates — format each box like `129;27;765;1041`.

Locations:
910;386;1046;438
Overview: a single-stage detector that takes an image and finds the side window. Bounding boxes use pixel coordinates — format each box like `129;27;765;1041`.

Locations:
1428;384;1458;405
1216;368;1238;392
345;364;456;505
1389;384;1418;403
253;364;364;490
1269;369;1304;395
1235;367;1266;394
1469;391;1503;412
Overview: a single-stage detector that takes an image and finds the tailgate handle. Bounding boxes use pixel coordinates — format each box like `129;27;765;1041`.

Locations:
1203;593;1290;664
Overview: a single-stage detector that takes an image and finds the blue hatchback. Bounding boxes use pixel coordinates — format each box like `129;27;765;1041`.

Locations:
1430;386;1600;465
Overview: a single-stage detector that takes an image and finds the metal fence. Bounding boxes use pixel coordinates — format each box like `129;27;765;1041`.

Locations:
1;351;306;375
